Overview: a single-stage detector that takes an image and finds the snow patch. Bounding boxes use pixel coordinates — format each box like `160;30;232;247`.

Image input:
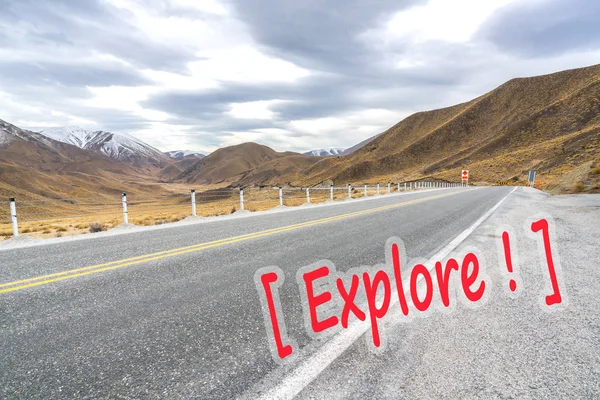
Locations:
303;148;345;157
166;150;206;159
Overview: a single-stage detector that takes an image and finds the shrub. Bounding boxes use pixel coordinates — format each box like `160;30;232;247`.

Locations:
56;227;68;232
230;206;236;214
572;182;585;193
89;222;105;233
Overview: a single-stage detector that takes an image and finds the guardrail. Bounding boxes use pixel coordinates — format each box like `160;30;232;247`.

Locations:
2;181;464;238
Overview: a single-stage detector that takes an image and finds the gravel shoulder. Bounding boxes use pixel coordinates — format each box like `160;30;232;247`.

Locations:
294;187;600;399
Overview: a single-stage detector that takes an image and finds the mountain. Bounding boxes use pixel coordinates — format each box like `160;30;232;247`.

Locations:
340;133;382;156
303;148;344;157
164;150;206;171
39;126;171;171
178;142;309;185
294;63;600;191
0;118;166;201
165;150;206;160
236;154;326;187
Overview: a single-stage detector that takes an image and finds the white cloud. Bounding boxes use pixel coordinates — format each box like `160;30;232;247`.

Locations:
384;0;519;43
189;47;310;84
226;101;279;120
85;86;171;122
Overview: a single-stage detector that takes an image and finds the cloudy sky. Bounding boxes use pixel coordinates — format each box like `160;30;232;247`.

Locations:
1;0;599;153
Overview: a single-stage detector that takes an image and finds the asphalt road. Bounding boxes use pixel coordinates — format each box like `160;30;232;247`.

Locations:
3;186;586;399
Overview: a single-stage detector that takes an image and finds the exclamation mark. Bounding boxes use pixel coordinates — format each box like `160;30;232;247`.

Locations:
502;231;517;292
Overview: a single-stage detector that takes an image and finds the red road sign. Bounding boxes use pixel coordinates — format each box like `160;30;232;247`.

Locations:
462;170;469;180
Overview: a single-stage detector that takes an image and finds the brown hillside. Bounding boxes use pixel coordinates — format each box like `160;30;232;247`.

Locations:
296;63;600;190
0;119;178;200
178;142;301;185
235;154;325;187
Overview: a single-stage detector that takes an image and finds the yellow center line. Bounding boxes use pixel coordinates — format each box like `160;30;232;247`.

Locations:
0;189;475;294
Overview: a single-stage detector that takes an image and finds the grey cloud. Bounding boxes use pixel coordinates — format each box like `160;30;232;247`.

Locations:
3;0;600;153
229;0;424;72
143;58;472;125
479;0;600;57
0;60;151;88
0;0;194;72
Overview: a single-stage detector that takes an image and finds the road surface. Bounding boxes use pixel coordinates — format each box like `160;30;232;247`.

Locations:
1;187;598;399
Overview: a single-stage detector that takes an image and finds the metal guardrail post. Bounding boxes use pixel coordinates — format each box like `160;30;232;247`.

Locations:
191;189;197;216
121;192;128;224
9;197;18;237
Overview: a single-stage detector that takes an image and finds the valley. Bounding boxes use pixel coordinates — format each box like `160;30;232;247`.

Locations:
2;64;600;240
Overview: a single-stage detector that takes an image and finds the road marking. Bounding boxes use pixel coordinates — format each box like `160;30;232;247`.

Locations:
0;189;476;294
251;187;517;400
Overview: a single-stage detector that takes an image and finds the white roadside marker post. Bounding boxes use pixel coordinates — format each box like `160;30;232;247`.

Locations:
377;183;380;195
306;187;310;203
9;197;18;237
348;184;352;199
364;184;367;197
240;188;244;211
121;192;128;224
279;187;283;206
330;184;334;201
387;182;391;194
191;189;197;216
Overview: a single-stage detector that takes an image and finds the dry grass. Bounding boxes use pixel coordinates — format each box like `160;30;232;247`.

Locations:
0;185;407;240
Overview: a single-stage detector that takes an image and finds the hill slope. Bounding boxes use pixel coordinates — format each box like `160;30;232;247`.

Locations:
297;64;600;189
178;142;303;185
236;154;326;187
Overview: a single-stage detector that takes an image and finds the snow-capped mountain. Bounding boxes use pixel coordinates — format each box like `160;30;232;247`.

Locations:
1;118;57;148
303;148;345;157
39;126;170;169
165;150;206;160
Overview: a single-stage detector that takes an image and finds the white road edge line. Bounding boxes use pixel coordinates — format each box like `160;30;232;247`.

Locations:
255;186;518;400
